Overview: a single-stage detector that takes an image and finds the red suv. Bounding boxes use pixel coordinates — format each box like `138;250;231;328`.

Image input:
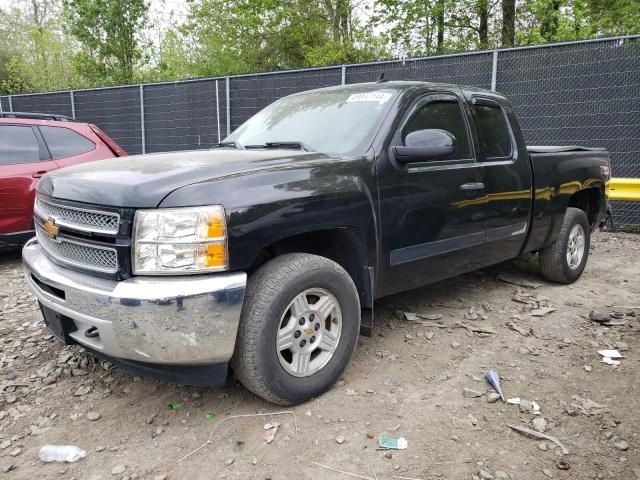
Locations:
0;112;126;247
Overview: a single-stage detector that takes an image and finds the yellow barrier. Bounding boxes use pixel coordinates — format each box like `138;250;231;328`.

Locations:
607;178;640;202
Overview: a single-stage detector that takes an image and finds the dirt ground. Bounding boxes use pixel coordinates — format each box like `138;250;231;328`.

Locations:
1;231;638;480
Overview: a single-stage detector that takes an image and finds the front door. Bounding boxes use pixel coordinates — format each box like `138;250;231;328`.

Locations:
376;91;488;297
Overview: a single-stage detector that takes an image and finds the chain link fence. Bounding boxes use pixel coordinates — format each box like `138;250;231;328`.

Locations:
1;36;639;226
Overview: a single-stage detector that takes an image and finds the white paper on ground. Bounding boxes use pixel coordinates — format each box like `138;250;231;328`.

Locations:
601;357;621;366
598;349;623;359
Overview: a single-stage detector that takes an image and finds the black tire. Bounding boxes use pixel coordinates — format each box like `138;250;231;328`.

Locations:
231;253;360;405
539;207;591;284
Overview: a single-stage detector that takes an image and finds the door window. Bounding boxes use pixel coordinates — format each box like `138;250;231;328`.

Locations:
0;125;41;164
472;103;513;159
401;99;471;161
40;126;95;159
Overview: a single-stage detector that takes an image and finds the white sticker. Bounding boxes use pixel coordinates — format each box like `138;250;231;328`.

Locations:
346;92;393;104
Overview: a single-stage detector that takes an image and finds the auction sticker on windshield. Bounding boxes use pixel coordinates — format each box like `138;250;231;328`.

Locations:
346;92;393;103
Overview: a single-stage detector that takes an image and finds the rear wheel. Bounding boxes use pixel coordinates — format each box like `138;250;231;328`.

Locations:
539;207;590;284
231;253;360;405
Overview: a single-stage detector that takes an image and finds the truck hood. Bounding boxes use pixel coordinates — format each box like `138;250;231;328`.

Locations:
38;149;329;207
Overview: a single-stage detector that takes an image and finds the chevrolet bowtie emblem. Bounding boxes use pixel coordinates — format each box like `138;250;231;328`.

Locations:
303;327;313;335
44;218;59;239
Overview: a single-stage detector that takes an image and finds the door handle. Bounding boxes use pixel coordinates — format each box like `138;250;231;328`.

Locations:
460;182;485;191
32;171;47;178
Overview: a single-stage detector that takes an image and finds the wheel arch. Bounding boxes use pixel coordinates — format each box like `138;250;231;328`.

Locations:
246;227;375;335
567;187;602;228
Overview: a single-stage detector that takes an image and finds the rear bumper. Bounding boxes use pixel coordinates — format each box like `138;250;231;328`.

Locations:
22;238;247;370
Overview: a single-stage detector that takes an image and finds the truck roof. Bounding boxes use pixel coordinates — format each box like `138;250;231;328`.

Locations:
301;80;505;100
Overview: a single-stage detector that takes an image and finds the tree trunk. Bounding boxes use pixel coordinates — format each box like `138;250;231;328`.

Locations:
436;0;445;52
478;0;489;49
324;0;351;44
501;0;516;47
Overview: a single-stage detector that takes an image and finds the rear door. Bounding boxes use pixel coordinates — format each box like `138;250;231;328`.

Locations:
376;91;488;297
468;96;532;262
0;124;58;235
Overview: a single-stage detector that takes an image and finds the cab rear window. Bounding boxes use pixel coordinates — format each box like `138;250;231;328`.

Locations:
472;103;513;159
40;126;96;159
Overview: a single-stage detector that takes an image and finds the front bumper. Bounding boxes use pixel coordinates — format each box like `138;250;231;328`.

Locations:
22;238;247;368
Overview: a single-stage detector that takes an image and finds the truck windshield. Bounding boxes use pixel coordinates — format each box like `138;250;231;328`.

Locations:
224;89;397;157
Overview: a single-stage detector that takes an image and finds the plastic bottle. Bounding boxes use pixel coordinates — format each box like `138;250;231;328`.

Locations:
39;445;87;463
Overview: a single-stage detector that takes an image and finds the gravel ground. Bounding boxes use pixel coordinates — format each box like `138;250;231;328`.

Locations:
1;232;639;480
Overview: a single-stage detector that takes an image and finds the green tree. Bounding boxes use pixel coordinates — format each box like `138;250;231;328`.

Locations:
516;0;639;45
373;0;502;56
0;0;79;93
183;0;383;76
63;0;150;85
150;28;194;81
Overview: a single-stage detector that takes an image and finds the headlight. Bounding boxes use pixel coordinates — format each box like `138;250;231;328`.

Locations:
132;206;227;274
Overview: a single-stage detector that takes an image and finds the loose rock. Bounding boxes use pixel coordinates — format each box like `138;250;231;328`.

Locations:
519;399;533;413
463;388;483;398
532;418;547;433
478;468;494;479
75;385;91;397
112;465;126;475
487;392;501;403
614;440;629;451
86;411;101;421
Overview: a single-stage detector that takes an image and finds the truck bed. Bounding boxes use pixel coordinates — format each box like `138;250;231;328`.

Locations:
525;145;610;254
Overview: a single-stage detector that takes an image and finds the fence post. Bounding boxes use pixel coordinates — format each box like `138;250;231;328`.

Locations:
8;95;13;112
215;80;221;143
491;49;498;91
225;77;230;136
139;85;146;154
70;91;76;119
341;65;346;85
0;97;3;112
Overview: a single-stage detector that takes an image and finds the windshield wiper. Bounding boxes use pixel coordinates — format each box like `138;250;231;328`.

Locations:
245;141;315;152
213;141;245;149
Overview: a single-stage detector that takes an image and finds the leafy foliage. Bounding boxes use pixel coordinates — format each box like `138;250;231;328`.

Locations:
0;0;638;94
62;0;150;85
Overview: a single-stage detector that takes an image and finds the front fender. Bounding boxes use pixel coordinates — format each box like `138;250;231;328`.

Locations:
159;157;378;275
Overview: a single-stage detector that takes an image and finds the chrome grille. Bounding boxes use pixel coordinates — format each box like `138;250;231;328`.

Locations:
35;196;120;235
35;223;118;274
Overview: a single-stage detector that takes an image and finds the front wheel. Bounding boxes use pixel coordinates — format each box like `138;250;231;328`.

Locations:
539;207;591;284
231;253;361;405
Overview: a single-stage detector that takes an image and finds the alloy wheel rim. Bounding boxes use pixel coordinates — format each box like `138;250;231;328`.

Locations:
566;224;585;270
276;288;342;377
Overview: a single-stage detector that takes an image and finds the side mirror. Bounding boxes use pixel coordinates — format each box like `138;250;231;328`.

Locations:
392;129;456;164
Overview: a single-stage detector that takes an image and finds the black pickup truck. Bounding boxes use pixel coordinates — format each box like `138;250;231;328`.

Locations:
23;81;610;405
